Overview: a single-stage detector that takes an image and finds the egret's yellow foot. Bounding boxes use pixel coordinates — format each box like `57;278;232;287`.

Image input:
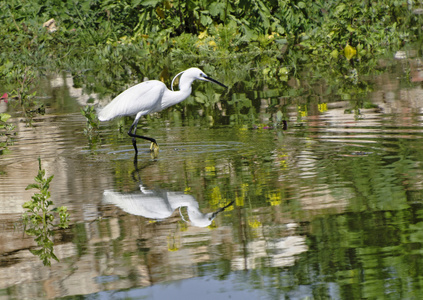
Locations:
150;142;159;151
150;142;160;158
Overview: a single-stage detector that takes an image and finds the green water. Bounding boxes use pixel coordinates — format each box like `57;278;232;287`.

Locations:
1;60;423;299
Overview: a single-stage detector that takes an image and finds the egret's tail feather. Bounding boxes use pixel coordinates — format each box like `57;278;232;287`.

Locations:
98;105;116;122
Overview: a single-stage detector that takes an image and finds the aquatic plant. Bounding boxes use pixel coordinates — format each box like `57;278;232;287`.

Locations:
81;104;99;137
22;158;70;266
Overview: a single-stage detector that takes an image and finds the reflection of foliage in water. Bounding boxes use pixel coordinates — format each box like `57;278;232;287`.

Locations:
12;67;45;122
96;118;423;298
0;112;15;155
22;158;70;266
2;66;46;124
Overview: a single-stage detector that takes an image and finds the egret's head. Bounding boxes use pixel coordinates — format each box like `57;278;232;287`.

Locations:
172;68;227;91
194;68;228;88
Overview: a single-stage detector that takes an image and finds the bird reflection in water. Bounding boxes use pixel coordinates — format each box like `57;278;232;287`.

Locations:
102;158;234;227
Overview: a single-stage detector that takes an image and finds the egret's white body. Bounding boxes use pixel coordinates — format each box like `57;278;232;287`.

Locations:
103;186;232;227
98;80;189;122
98;67;227;154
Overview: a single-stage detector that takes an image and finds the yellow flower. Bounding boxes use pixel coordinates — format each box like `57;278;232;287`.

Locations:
194;40;204;48
267;32;279;39
235;194;244;207
220;200;234;211
205;166;215;175
167;235;180;252
207;221;218;229
198;30;208;39
179;220;188;232
318;103;328;113
267;192;281;206
298;105;308;117
248;218;261;228
344;44;357;60
210;186;222;207
278;153;288;169
208;40;217;51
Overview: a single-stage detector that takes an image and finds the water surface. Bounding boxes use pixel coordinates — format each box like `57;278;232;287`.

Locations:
1;60;423;299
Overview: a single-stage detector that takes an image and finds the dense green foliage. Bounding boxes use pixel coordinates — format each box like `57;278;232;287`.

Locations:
0;111;15;155
0;0;422;128
1;0;420;82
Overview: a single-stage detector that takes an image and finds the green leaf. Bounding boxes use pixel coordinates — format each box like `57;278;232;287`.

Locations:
25;228;39;236
297;2;306;9
51;252;59;262
0;113;11;122
194;91;206;103
347;25;355;32
30;249;43;255
330;49;339;59
276;111;283;122
22;201;35;209
200;14;212;27
209;2;226;18
278;67;289;81
141;0;161;7
335;4;346;15
26;183;40;190
46;175;54;185
242;25;258;40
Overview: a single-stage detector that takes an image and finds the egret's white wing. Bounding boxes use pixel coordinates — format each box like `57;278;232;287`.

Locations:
103;190;174;219
98;80;166;121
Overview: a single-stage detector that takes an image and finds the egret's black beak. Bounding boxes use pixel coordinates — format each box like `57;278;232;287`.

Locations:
204;75;228;89
210;200;235;219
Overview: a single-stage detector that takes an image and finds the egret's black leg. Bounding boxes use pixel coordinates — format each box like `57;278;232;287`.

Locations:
133;153;138;172
127;121;159;154
132;137;138;154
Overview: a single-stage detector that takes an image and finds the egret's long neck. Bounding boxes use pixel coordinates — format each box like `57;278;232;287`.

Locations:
179;75;195;92
161;77;194;110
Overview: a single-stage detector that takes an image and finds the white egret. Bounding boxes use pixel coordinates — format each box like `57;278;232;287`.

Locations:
103;187;234;227
98;67;227;154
